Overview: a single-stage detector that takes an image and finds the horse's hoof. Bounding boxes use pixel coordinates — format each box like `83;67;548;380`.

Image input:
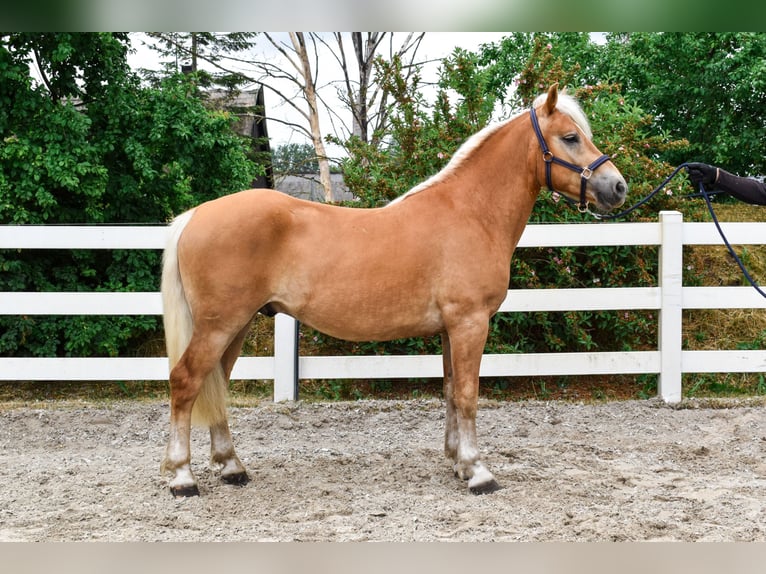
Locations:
170;484;200;498
222;471;250;486
469;478;501;495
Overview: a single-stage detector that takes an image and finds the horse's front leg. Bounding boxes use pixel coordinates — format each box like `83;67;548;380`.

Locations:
445;321;501;494
441;332;458;462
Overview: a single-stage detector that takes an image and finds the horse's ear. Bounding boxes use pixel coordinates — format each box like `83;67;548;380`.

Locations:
544;83;559;115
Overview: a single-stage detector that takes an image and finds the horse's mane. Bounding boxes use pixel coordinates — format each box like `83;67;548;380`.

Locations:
389;91;591;206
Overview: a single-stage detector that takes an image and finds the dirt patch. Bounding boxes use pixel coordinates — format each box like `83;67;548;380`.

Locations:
2;397;766;541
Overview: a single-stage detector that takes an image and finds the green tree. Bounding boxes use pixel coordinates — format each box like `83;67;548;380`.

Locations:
480;32;766;178
481;32;600;109
272;143;319;175
599;33;766;177
0;33;260;357
335;48;495;207
139;32;259;90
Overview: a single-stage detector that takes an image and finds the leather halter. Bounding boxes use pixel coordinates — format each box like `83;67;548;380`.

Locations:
529;106;611;212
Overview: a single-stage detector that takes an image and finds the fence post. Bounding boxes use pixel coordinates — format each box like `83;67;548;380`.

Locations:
273;313;299;402
658;210;683;403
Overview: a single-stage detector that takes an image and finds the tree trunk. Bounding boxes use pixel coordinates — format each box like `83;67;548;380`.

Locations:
291;33;333;203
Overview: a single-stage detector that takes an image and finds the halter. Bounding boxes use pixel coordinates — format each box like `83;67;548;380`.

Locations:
529;106;611;212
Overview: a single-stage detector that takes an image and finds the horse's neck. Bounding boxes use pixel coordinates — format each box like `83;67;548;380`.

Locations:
445;123;540;254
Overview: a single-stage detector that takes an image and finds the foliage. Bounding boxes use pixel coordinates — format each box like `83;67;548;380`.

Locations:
481;32;632;115
272;143;320;175
0;33;260;358
331;48;495;207
598;33;766;178
139;33;259;90
483;32;766;179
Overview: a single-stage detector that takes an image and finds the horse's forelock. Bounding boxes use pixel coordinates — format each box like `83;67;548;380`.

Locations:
532;91;592;140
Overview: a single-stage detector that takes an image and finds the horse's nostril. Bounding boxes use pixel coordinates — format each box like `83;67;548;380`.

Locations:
616;180;627;195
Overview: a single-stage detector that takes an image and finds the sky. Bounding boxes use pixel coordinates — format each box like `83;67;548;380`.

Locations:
127;32;511;158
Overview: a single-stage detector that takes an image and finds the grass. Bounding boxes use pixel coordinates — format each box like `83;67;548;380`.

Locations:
0;374;655;408
679;201;766;399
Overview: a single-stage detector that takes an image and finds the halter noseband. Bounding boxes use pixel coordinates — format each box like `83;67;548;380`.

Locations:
529;106;611;212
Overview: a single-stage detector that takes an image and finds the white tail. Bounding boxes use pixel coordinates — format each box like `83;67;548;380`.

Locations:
161;209;227;427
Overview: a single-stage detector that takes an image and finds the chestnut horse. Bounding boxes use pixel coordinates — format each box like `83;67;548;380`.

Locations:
160;85;627;497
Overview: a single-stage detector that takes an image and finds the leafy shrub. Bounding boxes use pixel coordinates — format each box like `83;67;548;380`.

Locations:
0;34;260;358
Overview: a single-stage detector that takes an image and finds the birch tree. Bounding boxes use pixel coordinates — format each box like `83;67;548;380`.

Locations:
267;32;332;202
142;32;426;203
325;32;425;147
260;32;425;201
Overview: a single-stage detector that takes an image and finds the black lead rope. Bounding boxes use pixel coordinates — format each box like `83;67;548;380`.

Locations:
567;160;766;298
697;179;766;299
588;163;690;221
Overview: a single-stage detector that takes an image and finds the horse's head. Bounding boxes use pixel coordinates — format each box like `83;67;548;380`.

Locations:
531;84;627;212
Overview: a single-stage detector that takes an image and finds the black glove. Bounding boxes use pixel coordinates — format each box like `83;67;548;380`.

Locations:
686;162;718;189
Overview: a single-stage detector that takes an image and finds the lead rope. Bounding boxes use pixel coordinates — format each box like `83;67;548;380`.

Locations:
585;163;690;221
697;178;766;298
571;161;766;298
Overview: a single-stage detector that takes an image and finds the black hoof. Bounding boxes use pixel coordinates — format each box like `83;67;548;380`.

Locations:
469;479;502;495
221;471;250;486
170;484;200;498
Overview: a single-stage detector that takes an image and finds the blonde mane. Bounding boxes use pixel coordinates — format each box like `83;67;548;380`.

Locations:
388;91;591;206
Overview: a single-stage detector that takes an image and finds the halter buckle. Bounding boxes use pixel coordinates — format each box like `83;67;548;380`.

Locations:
581;167;593;180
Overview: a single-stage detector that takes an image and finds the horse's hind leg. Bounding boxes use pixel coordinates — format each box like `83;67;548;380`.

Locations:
163;347;217;496
163;327;240;497
208;324;251;486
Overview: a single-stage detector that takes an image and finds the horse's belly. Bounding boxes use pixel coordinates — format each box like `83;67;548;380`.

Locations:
294;296;444;342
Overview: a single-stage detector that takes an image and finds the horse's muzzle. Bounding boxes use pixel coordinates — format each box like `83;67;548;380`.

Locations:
595;177;628;211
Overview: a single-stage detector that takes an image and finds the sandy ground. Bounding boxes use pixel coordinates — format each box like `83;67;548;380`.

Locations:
2;396;766;542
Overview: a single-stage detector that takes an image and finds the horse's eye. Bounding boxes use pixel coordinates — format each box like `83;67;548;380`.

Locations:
562;134;579;144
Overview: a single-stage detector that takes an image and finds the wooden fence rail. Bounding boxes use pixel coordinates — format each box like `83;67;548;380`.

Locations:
2;210;766;404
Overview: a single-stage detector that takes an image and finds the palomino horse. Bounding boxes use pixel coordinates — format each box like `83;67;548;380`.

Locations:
160;85;627;497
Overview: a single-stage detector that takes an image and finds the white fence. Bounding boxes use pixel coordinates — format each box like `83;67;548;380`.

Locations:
2;210;766;404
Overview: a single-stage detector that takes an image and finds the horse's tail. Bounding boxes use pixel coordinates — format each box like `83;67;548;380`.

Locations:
161;209;227;427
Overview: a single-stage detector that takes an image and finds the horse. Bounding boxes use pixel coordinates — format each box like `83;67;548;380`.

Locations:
160;84;627;497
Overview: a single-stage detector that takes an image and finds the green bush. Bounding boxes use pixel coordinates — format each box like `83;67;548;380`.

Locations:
0;33;260;358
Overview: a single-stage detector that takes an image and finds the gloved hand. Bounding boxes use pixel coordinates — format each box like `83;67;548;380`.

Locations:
686;162;718;189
